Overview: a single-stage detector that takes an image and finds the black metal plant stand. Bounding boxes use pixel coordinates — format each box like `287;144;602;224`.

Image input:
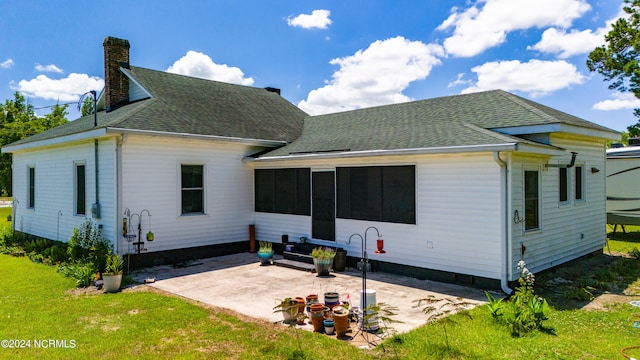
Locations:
348;226;384;347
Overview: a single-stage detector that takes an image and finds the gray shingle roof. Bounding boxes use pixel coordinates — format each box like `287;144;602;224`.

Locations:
261;90;617;157
6;66;308;147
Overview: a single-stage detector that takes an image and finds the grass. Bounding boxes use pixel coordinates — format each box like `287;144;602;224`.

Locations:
0;255;371;359
2;221;640;359
379;225;640;359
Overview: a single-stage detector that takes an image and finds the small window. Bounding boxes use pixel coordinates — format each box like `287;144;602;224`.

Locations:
181;165;204;214
559;167;568;202
524;170;539;230
575;165;584;201
27;166;35;209
75;164;86;215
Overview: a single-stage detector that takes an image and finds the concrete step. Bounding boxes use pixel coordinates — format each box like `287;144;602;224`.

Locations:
283;251;314;264
273;258;316;272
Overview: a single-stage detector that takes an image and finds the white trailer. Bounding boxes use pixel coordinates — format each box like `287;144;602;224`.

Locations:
607;146;640;228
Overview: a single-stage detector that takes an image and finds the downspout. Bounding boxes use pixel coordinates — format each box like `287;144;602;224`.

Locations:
91;90;101;220
94;139;100;218
493;152;513;295
115;134;127;255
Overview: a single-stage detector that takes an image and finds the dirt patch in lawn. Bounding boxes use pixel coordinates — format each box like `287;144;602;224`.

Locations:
536;250;640;310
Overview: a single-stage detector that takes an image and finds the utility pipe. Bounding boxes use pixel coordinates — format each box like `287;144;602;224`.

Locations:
493;152;513;295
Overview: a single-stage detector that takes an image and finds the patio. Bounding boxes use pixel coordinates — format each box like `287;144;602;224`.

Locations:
130;252;488;338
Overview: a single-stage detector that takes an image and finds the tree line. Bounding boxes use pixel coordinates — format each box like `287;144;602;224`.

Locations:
0;92;69;196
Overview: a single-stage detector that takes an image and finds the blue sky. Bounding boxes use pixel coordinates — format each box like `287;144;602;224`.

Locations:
0;0;634;131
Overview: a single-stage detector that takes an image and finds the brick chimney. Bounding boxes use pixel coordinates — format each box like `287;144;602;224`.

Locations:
103;36;130;112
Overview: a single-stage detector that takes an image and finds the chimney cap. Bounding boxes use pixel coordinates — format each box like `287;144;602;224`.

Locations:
264;87;281;95
103;36;130;47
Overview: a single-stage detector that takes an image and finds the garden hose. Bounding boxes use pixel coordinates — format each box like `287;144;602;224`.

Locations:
620;345;640;359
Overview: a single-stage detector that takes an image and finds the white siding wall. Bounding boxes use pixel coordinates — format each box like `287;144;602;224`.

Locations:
509;135;607;279
11;138;117;244
118;136;257;254
253;153;504;279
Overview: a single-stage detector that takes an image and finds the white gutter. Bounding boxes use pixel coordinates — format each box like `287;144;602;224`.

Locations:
493;151;513;295
105;127;287;147
247;143;521;162
2;128;109;153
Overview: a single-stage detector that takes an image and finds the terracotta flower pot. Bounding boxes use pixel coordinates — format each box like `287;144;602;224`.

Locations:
332;308;349;337
293;297;306;314
306;294;318;313
310;306;325;332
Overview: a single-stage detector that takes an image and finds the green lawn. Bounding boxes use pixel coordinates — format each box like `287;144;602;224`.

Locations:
0;255;370;359
2;224;640;359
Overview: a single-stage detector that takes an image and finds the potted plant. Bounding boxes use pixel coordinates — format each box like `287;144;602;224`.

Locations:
102;250;123;293
273;297;299;324
257;241;274;265
311;247;335;276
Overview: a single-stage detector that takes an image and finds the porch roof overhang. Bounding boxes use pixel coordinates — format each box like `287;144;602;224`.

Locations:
244;141;565;163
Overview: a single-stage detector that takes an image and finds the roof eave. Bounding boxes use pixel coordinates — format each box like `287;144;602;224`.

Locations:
105;127;288;147
494;123;620;140
1;128;109;153
247;143;525;162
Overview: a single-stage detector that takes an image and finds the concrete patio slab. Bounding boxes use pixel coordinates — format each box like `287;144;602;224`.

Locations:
130;252;488;335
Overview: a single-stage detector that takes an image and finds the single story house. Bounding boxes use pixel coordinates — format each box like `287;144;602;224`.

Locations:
2;37;619;290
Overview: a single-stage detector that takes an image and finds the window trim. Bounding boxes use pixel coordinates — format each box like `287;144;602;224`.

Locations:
524;168;540;232
180;163;206;216
558;167;569;204
74;161;86;216
27;165;35;209
574;164;585;202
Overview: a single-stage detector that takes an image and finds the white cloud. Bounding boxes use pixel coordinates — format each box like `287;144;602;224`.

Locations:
438;0;591;57
10;73;104;102
447;73;471;88
1;58;14;69
528;10;623;58
35;63;64;73
461;59;586;97
593;92;640;111
527;28;607;58
287;9;332;29
166;51;254;86
298;36;444;115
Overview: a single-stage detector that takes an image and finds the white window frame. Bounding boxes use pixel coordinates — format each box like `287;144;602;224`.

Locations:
27;165;35;209
558;167;570;205
523;168;541;232
574;164;585;203
74;161;87;216
179;163;206;216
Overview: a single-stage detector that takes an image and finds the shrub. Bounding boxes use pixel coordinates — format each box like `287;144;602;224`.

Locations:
67;219;111;273
485;260;550;336
59;261;97;287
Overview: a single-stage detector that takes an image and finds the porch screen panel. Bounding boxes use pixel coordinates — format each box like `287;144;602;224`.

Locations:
254;168;310;215
337;165;415;224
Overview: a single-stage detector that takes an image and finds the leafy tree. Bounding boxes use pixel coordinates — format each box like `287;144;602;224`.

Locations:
80;96;94;117
587;0;640;135
0;92;68;195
